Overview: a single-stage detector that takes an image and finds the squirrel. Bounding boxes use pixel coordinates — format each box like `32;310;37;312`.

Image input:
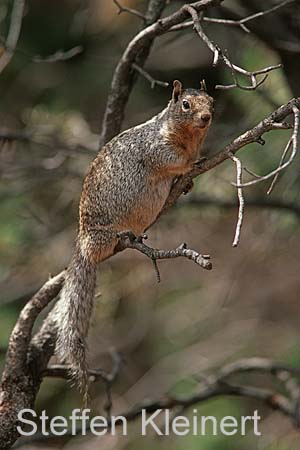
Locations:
53;79;214;395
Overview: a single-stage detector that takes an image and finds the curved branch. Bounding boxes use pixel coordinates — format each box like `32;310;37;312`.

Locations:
3;271;65;376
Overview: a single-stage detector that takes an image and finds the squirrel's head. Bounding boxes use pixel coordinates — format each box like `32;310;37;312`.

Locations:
168;79;214;130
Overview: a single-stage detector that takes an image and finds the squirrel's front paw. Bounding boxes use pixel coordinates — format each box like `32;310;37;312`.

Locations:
183;180;194;195
117;230;137;242
193;156;207;169
117;230;148;246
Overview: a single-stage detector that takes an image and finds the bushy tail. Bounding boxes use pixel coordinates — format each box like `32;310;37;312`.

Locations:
53;243;97;394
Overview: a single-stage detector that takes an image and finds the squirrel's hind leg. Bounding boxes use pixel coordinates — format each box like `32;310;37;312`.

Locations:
79;225;120;263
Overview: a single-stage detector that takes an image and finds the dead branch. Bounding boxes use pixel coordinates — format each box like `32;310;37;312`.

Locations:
0;272;65;450
229;154;244;247
267;137;293;195
117;230;212;273
117;357;300;424
184;4;282;90
235;105;299;188
132;62;169;88
2;272;65;377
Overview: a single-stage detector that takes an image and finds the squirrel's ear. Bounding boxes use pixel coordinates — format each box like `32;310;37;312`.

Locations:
200;79;207;92
172;80;182;102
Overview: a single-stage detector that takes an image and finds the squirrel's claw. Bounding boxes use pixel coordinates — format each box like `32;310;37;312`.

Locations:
183;180;194;195
193;156;208;168
117;230;137;242
117;230;148;245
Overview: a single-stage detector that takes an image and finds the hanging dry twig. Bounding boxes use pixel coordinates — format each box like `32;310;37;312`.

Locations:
234;106;299;188
228;154;245;247
267;137;293;195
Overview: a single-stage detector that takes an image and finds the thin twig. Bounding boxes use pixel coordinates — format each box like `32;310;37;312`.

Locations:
117;231;212;274
229;154;244;247
234;0;295;31
44;349;122;384
32;46;83;63
132;62;169;88
113;0;146;20
267;137;292;195
235;106;299;188
243;166;262;179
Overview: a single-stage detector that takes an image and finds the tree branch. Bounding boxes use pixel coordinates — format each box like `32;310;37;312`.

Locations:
229;154;244;247
3;271;65;377
99;0;169;146
0;272;65;450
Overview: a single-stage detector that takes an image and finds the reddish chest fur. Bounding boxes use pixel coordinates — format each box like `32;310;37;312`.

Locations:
174;123;206;156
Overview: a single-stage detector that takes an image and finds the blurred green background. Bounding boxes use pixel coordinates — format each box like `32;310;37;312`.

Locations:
1;0;300;449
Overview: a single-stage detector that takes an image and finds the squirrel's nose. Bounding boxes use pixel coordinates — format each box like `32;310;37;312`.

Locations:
201;112;211;123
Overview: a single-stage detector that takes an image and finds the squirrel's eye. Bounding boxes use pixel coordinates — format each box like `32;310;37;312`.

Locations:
182;100;190;110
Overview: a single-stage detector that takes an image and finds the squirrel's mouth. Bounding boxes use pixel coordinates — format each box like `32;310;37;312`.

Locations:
196;120;211;129
195;112;212;129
